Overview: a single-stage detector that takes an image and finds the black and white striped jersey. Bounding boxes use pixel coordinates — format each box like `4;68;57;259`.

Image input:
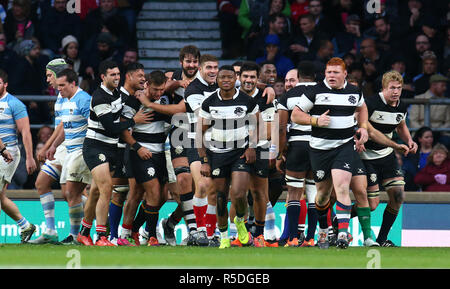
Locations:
199;88;259;154
277;82;316;142
86;84;128;145
249;88;275;148
184;72;218;140
360;92;408;160
296;80;364;150
122;93;171;153
171;69;189;105
117;86;133;149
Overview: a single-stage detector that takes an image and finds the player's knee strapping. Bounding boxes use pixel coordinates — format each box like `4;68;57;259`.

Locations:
174;166;190;175
367;189;380;199
305;178;317;203
382;179;405;190
285;175;304;188
113;185;129;195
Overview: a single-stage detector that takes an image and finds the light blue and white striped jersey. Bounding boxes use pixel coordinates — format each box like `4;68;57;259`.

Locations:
60;88;91;153
0;93;28;150
53;94;65;128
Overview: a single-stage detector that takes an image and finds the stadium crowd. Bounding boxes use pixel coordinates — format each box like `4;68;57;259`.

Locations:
0;0;449;248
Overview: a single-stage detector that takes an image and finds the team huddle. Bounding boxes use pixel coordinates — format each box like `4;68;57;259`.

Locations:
0;44;417;249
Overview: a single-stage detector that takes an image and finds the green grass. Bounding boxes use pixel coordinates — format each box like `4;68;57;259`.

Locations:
1;244;450;269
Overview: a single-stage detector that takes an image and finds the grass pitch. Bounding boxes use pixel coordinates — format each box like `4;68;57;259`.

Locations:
1;244;450;269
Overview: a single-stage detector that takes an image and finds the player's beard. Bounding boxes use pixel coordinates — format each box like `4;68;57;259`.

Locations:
182;66;197;79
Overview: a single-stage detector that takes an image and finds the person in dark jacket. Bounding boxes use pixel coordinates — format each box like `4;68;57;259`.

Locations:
38;0;82;56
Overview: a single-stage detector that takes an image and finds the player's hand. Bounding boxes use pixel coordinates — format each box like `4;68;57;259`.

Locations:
36;146;47;162
262;86;275;104
241;148;256;164
133;109;153;124
46;145;57;161
137;147;152;160
355;127;368;145
178;79;191;89
355;142;366;153
135;90;151;107
408;140;418;154
201;163;211;177
275;157;285;174
394;143;410;157
26;157;37;175
1;149;13;163
317;109;331;127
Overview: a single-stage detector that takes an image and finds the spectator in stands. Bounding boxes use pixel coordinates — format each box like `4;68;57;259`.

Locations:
287;13;329;64
331;14;363;58
420;16;445;63
81;32;121;94
348;62;364;89
217;0;242;59
8;39;47;96
325;0;363;35
38;0;82;58
370;16;403;54
402;126;435;187
36;125;53;146
403;126;434;191
60;35;85;86
83;0;130;50
290;0;309;25
359;38;390;95
79;0;98;20
362;0;400;29
238;0;290;52
410;74;450;149
398;0;426;36
256;34;294;78
412;50;438;95
3;0;35;49
0;32;19;77
444;26;450;76
247;12;289;61
311;39;333;80
119;47;139;86
414;143;450;192
268;0;291;33
7;39;51;124
273;77;285;98
406;33;431;76
307;0;334;39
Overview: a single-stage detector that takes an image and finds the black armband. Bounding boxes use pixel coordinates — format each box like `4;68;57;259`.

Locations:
132;142;142;151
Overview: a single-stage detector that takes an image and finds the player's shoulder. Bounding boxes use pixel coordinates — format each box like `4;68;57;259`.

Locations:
76;89;92;101
397;99;409;113
185;78;204;95
3;93;25;108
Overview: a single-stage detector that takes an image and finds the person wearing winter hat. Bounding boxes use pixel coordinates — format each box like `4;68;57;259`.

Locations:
61;35;82;78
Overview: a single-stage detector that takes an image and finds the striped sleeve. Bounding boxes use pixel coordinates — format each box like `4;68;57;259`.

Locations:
10;97;28;120
296;93;314;112
199;97;211;119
